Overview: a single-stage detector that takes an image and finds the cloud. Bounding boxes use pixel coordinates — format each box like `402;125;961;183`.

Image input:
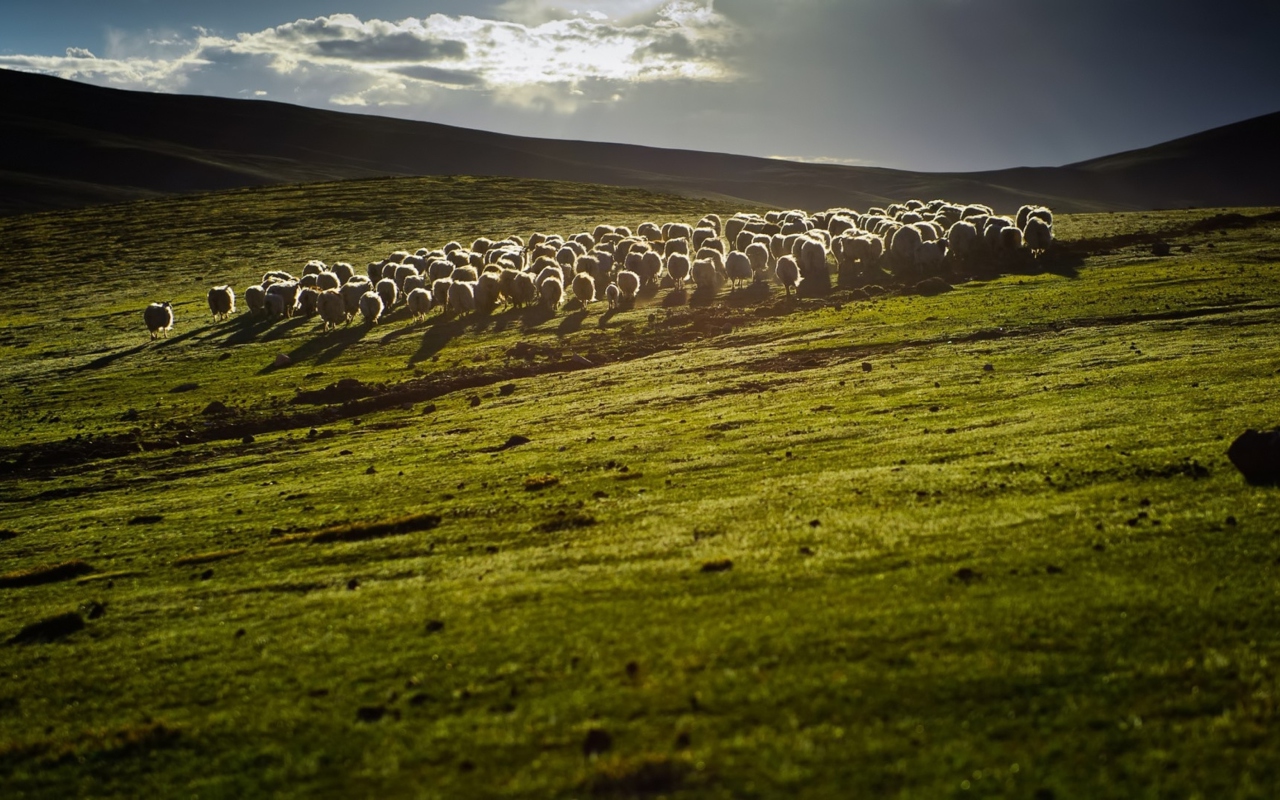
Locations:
0;3;739;112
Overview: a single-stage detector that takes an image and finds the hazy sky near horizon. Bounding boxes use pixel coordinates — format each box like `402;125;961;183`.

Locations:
2;0;1277;172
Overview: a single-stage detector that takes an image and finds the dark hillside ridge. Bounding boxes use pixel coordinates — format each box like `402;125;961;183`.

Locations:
2;68;1278;217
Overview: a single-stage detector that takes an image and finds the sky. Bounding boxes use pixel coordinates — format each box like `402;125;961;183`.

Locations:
2;0;1278;172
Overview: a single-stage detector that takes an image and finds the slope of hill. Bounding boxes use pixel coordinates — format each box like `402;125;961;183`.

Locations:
2;67;1279;217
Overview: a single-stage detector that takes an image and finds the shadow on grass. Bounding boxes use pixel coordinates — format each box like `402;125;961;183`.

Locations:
724;282;774;307
689;285;722;307
258;323;374;374
557;309;590;335
661;289;688;308
407;315;474;365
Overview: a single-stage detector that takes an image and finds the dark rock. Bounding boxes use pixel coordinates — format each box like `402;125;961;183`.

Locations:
910;276;953;296
468;395;482;408
355;706;387;723
200;569;213;581
127;515;163;525
861;362;873;373
242;435;255;444
1227;429;1280;485
426;619;445;633
582;728;613;758
983;364;995;372
347;578;360;591
799;546;814;556
700;559;733;573
274;353;292;368
499;384;517;397
953;567;982;584
79;601;107;620
491;435;530;452
170;382;200;394
365;465;377;475
201;400;229;416
121;409;139;421
1046;565;1064;575
1151;240;1171;257
8;612;85;645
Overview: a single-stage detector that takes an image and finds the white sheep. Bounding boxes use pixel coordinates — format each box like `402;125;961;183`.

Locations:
341;278;372;319
666;253;691;291
512;272;539;308
448;281;477;316
359;291;384;325
394;264;420;291
572;272;596;307
317;289;347;330
692;228;717;251
332;263;355;285
616;270;641;301
1000;226;1025;251
914;241;946;271
474;272;502;312
698;214;722;236
725;251;753;289
1023;216;1053;255
261;270;294;286
430;278;453;313
637;222;663;241
265;282;299;318
798;238;829;286
639;251;664;285
207;286;235;321
450;265;479;284
403;275;427;294
315;271;341;292
144;302;173;339
745;243;770;281
663;238;689;258
890;225;924;264
775;256;801;296
605;283;621;309
264;293;286;319
296;287;320;317
691;259;720;291
244;284;266;317
299;274;319;290
540;276;564;310
375;278;398;314
946;221;979;259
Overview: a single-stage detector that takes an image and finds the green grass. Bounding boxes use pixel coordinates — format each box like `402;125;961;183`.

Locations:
2;177;1279;799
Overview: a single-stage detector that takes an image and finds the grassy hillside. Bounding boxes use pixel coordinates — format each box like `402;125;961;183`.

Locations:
5;68;1280;217
2;177;1279;799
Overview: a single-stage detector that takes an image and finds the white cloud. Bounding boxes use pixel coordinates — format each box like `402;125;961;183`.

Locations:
768;155;876;167
0;3;738;113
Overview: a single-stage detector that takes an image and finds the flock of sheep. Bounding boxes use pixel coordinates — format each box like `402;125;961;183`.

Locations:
142;199;1055;339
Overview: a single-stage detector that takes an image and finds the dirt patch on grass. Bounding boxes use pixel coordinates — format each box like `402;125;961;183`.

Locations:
524;474;560;491
7;611;85;644
0;560;94;588
270;513;441;546
0;721;181;766
0;530;18;542
534;513;597;533
587;754;689;797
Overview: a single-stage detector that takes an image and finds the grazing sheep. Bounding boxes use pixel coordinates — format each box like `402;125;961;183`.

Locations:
1024;216;1053;255
380;262;400;282
1028;207;1053;227
616;270;641;302
540;276;564;310
450;266;479;284
701;237;724;254
511;271;538;308
317;289;347;330
207;286;235;321
407;287;431;322
299;274;320;290
663;238;690;258
359;292;383;325
572;272;596;307
426;260;453;282
697;247;725;278
605;283;621;309
593;224;616;242
316;271;341;292
745;243;770;281
1016;204;1036;230
472;237;494;255
775;256;801;296
890;225;924;265
265;281;299;318
375;278;398;314
915;241;946;271
798;238;830;290
296;287;320;317
244;284;266;316
639;251;664;285
735;230;756;252
448;281;477;316
262;270;294;286
403;275;427;295
387;251;412;264
264;293;286;319
430;278;453;313
946;221;979;259
1000;226;1025;251
667;253;691;291
691;259;720;291
638;222;663;241
394;264;420;291
698;214;722;236
339;277;372;314
331;263;354;285
725;251;754;289
144;302;173;339
474;272;502;312
692;227;717;251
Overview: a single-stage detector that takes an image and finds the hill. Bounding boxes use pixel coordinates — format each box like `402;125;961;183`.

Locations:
1;177;1279;796
3;68;1279;217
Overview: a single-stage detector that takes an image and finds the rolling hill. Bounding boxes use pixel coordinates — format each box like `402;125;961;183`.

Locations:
2;67;1279;217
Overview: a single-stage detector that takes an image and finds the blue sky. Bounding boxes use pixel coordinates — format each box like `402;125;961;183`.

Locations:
2;1;1277;172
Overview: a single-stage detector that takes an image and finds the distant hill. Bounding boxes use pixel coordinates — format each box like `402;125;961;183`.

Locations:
2;68;1278;217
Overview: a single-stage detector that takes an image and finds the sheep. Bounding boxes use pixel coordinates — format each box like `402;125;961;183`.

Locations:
471;237;494;255
638;222;663;241
725;251;754;289
697;247;725;278
663;238;689;258
692;227;717;251
387;251;412;264
511;271;538;308
426;260;453;282
616;270;641;302
394;264;420;291
316;271;341;292
265;281;299;318
890;225;924;265
341;278;373;319
359;291;384;324
667;253;691;291
474;272;502;312
540;276;564;310
450;266;479;284
915;241;946;272
798;237;830;290
244;284;266;317
735;230;756;252
983;217;1013;249
295;287;320;317
302;260;326;277
407;285;432;320
403;275;427;295
1016;204;1036;230
298;274;320;291
1023;216;1053;255
430;278;453;313
946;221;979;260
775;256;801;296
144;302;173;339
1028;207;1053;227
605;283;621;309
448;280;477;316
261;270;294;286
317;289;347;330
264;293;286;319
691;259;720;291
331;263;355;285
1000;226;1025;251
380;262;400;282
207;286;235;321
700;237;725;254
745;243;770;281
724;216;749;247
639;251;664;285
572;272;596;307
592;224;616;242
698;214;722;236
375;278;398;314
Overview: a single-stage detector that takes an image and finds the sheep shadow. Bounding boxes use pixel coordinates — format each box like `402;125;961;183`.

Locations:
724;282;773;308
596;308;619;328
661;289;688;308
258;316;313;343
408;315;474;365
259;323;372;374
71;342;152;374
688;285;723;307
520;305;557;332
557;309;591;335
213;314;276;347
